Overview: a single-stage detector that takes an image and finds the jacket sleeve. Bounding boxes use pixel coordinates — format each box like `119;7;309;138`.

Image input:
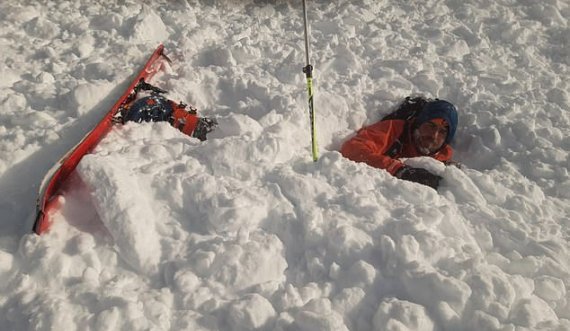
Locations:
340;120;406;175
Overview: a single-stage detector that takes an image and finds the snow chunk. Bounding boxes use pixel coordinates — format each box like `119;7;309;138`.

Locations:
35;72;55;84
214;113;263;138
329;225;374;265
534;276;566;302
403;266;472;315
332;287;366;317
340;260;376;288
190;232;287;291
74;34;95;58
24;17;60;39
95;307;120;331
0;250;14;275
294;298;349;331
373;298;435;331
128;6;169;44
90;13;123;31
70;81;114;116
0;67;20;88
77;155;161;276
173;268;201;293
3;5;40;23
467;310;502;331
465;265;533;322
443;40;470;60
510;296;559;328
227;294;276;331
198;47;237;67
555;180;570;199
181;174;270;234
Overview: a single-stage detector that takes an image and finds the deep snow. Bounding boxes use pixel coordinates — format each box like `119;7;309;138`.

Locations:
0;0;569;330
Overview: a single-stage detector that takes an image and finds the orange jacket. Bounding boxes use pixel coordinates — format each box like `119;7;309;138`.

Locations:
341;119;453;175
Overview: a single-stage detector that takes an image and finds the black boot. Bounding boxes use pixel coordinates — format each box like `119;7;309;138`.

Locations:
192;117;218;141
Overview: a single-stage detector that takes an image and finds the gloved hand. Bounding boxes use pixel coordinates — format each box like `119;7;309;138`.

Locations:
396;166;442;189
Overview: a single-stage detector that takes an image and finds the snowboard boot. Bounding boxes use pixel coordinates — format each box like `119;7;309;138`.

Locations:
170;104;217;141
192;117;218;141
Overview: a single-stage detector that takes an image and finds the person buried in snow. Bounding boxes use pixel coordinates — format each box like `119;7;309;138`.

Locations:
340;97;459;190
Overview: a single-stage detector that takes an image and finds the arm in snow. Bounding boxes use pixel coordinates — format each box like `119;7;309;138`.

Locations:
340;119;406;175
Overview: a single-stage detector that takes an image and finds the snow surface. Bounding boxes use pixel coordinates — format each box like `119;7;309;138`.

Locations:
1;0;569;330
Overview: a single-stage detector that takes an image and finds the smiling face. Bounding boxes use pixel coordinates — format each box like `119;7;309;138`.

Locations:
413;118;449;155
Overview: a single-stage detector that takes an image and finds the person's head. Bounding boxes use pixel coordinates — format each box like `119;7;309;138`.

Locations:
412;100;458;155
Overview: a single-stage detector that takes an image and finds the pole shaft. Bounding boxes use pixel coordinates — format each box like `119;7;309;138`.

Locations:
302;0;318;162
306;78;318;162
302;0;311;66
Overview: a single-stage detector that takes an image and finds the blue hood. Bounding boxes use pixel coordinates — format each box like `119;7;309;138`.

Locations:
414;100;458;144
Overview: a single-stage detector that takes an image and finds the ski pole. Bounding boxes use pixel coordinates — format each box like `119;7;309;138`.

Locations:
302;0;319;162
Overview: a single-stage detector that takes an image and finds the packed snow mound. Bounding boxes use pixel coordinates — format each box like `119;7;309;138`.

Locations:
0;0;569;331
127;5;170;44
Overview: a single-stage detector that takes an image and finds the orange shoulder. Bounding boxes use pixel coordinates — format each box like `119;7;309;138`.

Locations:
434;145;453;161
